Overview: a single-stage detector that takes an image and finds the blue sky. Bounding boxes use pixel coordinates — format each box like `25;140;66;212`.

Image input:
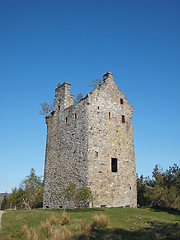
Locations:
0;0;180;193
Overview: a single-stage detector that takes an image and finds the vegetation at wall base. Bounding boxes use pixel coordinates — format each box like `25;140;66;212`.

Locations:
62;184;93;209
0;207;180;240
137;164;180;209
1;164;179;239
2;164;179;211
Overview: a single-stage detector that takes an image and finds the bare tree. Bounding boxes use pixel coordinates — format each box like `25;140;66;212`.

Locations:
75;93;84;102
89;78;102;88
39;102;53;116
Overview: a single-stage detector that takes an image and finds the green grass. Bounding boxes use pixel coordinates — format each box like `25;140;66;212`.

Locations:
0;207;180;240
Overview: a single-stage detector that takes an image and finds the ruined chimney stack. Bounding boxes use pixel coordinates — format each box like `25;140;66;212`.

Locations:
103;72;113;81
55;82;74;111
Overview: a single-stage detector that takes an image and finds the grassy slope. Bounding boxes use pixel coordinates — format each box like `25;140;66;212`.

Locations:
0;207;180;240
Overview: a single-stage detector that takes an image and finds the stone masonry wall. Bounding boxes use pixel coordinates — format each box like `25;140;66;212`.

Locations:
43;84;89;209
43;72;137;209
86;73;137;208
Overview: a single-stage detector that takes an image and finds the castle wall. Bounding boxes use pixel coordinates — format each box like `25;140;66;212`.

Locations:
43;87;89;209
43;73;137;209
87;73;137;207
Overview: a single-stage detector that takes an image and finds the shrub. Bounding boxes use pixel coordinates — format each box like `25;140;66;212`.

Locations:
91;214;109;230
79;186;93;208
60;212;70;226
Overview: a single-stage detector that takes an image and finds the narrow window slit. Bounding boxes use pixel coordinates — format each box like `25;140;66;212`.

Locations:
122;115;125;123
111;158;117;172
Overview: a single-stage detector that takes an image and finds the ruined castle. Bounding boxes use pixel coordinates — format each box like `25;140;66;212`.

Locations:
43;72;137;209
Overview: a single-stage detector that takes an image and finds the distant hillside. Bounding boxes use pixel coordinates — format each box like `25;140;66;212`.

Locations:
0;193;9;201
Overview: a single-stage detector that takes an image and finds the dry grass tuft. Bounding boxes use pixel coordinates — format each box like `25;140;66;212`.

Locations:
60;227;72;240
21;216;72;240
49;215;59;225
51;229;62;240
60;212;70;226
41;220;53;236
31;228;39;240
91;214;109;230
22;225;31;239
22;225;39;240
80;221;90;234
51;227;72;240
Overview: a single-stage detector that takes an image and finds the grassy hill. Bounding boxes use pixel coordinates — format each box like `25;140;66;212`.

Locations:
0;207;180;240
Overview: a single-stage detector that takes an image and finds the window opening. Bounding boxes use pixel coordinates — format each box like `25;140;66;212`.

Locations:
58;105;60;110
120;98;124;104
101;204;106;208
109;112;111;119
111;158;117;172
98;106;99;110
74;113;77;120
122;115;125;123
65;117;68;123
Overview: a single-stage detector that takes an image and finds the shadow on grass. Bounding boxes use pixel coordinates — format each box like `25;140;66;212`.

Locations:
150;207;180;216
42;208;106;213
66;208;106;213
77;221;180;240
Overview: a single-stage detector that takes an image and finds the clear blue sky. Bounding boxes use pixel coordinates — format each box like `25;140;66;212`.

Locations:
0;0;180;193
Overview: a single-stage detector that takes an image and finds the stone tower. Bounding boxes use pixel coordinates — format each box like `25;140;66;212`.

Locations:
43;72;137;209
